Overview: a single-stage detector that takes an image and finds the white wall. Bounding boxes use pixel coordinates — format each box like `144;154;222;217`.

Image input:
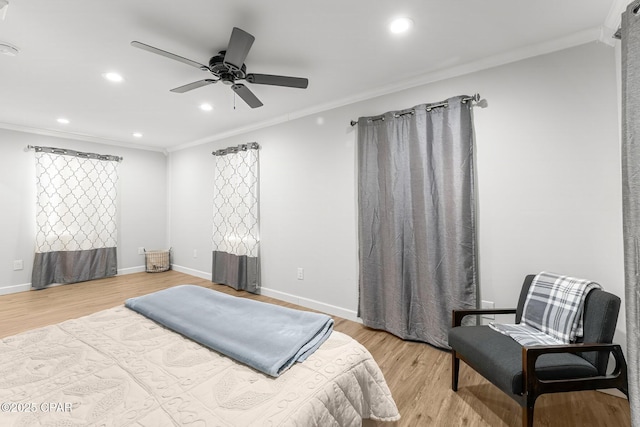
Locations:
168;41;625;337
0;130;168;292
473;43;622;317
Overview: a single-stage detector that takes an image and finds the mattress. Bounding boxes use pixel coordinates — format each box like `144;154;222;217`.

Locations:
0;306;400;426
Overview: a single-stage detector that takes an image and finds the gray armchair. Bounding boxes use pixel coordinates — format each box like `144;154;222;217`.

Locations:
448;274;628;427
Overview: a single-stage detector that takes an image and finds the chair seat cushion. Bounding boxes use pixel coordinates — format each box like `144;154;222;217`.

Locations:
448;325;599;396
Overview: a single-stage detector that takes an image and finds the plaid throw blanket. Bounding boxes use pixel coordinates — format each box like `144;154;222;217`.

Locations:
487;322;563;346
489;272;601;346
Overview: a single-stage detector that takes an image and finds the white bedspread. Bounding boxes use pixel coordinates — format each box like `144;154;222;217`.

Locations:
0;306;400;426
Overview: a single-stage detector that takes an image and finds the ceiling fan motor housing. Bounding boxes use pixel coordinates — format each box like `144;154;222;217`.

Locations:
209;51;246;84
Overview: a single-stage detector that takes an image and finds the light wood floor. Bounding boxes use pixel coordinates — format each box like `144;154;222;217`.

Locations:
0;271;631;426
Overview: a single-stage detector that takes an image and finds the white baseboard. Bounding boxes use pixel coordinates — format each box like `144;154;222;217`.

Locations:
171;264;212;281
0;280;71;294
599;389;628;399
118;266;145;275
1;266;148;296
259;286;361;323
0;283;32;296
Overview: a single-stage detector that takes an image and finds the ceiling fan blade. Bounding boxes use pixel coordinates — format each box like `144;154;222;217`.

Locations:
223;27;255;71
170;79;217;93
131;41;210;71
231;83;263;108
245;73;308;89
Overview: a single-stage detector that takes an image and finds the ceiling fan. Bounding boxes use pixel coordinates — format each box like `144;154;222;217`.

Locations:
131;27;309;108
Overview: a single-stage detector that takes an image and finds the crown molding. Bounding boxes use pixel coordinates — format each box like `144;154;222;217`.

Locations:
170;26;605;152
0;122;167;154
600;0;631;45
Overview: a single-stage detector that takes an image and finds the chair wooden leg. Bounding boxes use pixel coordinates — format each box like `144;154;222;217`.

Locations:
522;405;534;427
451;350;460;391
522;396;535;427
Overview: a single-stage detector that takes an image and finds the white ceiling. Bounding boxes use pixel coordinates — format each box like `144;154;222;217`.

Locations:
0;0;625;152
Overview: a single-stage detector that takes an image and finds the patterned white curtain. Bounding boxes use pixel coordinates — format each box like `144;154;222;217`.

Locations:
212;142;260;293
31;146;120;289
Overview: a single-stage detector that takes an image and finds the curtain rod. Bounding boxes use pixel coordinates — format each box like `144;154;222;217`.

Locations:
26;145;123;162
212;142;260;156
613;2;640;39
349;93;484;126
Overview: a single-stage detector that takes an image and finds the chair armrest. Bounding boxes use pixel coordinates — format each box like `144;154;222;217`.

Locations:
522;343;628;396
452;308;516;327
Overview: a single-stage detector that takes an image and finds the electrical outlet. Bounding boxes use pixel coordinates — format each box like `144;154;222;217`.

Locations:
481;300;495;320
193;249;198;258
13;260;23;271
297;268;304;280
138;247;145;255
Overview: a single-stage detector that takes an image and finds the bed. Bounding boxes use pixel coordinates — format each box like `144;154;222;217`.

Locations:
0;286;400;426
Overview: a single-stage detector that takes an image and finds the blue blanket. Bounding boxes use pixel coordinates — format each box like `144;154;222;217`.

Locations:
125;285;334;377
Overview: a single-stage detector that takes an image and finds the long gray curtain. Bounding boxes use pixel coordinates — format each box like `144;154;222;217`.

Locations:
32;146;119;289
357;96;478;349
621;2;640;425
212;143;260;293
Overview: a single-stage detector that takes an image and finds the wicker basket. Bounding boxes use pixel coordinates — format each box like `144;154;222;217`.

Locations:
145;249;171;273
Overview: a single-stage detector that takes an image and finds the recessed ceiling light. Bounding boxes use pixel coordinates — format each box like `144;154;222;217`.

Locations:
389;17;413;34
132;132;143;138
200;103;213;111
56;118;69;124
102;72;124;83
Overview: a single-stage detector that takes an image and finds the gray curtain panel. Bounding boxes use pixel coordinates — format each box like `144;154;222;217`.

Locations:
621;2;640;425
31;147;119;289
357;96;478;349
212;143;260;293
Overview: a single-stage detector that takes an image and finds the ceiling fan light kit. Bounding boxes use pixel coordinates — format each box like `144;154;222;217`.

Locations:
132;27;309;109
